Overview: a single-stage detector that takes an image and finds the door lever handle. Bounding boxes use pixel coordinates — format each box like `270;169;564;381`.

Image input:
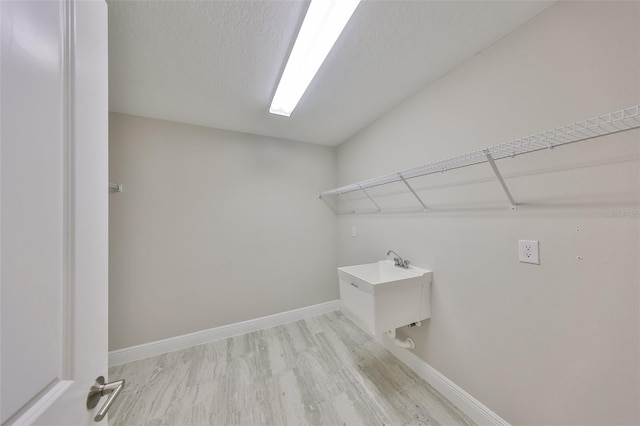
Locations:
87;376;125;422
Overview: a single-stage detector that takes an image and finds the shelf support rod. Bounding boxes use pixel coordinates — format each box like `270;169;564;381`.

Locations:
398;173;428;212
484;151;517;211
338;193;357;215
358;184;382;213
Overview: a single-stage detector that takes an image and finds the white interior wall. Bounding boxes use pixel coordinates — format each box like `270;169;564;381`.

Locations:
108;113;337;350
336;2;639;425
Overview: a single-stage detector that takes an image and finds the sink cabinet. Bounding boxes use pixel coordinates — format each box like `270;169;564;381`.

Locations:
338;260;432;336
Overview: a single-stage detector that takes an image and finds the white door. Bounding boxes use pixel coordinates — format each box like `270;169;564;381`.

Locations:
1;0;111;424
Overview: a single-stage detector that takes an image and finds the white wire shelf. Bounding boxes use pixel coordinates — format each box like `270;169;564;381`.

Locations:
320;105;640;214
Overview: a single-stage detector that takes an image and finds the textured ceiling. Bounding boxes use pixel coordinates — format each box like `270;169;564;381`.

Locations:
108;1;552;146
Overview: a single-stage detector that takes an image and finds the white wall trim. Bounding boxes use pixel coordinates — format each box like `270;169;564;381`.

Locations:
381;335;510;426
109;300;341;367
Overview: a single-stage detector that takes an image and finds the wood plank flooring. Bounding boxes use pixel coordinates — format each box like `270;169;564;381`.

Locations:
108;311;474;426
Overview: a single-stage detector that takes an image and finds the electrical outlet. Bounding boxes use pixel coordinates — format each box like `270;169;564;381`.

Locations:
518;240;539;264
351;226;356;238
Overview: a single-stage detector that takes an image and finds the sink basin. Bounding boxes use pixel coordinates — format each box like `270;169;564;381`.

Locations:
338;260;427;291
338;260;432;335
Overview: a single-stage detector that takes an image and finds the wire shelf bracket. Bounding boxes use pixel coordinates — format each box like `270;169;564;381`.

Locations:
358;184;382;213
484;151;517;211
398;173;428;212
319;105;640;215
338;192;356;215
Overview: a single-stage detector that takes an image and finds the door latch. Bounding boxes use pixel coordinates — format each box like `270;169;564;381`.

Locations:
87;376;125;422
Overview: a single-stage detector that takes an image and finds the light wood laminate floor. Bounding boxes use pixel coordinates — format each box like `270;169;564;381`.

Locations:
108;311;474;426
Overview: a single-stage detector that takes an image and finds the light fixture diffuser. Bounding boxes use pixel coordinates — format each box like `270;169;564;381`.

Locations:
269;0;361;117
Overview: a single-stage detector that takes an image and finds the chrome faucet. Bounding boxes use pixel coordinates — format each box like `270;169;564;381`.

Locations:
387;250;410;269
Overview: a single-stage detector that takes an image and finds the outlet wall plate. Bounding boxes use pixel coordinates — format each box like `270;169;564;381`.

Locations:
519;240;540;264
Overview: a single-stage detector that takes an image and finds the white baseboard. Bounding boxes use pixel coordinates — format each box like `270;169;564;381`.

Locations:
340;304;508;424
109;300;341;367
381;335;510;426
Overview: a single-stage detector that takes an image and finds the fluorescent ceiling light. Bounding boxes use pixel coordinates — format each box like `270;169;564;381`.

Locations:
269;0;361;117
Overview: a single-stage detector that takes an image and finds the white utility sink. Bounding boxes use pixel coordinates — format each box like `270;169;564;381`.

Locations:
338;260;432;336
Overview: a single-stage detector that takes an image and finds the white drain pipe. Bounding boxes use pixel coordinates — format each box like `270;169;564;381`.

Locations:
394;337;415;349
385;329;415;349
